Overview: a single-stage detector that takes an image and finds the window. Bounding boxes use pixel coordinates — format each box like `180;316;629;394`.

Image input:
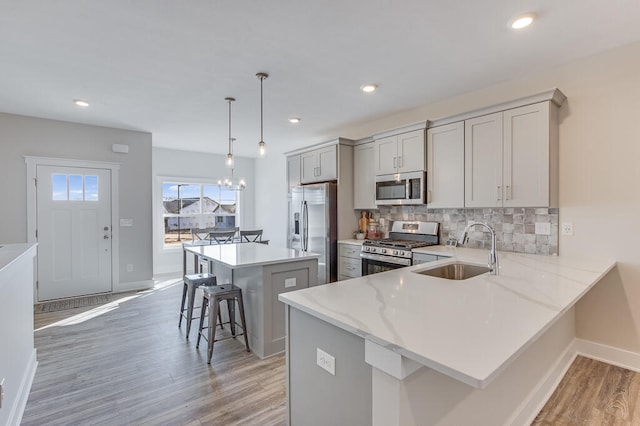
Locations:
52;173;99;201
162;182;239;246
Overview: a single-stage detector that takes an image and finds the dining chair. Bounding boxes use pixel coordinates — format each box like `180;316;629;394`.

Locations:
209;230;237;244
240;229;263;243
191;227;216;244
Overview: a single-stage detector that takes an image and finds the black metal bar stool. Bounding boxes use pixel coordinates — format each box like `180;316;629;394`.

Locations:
196;284;250;364
178;273;219;339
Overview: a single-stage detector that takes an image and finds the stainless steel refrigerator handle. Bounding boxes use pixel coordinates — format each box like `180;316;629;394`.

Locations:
302;200;309;251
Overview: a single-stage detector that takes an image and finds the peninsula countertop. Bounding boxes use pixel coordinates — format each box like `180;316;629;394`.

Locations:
279;246;616;388
184;242;320;269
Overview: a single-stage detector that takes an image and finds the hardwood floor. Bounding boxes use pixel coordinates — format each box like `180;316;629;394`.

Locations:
22;278;286;426
533;355;640;425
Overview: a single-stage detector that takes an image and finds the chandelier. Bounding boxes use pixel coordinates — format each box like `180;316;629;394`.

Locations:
218;97;246;191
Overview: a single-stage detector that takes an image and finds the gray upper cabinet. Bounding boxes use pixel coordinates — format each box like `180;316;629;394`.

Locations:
464;101;559;208
374;129;425;175
426;121;465;208
301;145;337;183
353;142;376;210
287;155;301;191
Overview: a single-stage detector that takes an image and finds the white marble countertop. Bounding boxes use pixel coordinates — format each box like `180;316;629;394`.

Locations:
0;243;37;274
184;242;320;269
279;246;616;388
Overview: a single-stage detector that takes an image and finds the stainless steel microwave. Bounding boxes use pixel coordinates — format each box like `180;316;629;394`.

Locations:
375;171;426;205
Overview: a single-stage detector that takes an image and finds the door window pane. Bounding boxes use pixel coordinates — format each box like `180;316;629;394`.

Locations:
69;175;84;201
52;174;67;200
84;175;99;201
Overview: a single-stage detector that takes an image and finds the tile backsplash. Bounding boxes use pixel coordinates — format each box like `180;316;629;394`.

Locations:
372;206;558;255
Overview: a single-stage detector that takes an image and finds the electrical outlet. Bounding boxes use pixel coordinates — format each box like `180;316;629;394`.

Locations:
561;222;573;236
285;278;296;288
316;348;335;375
126;264;134;272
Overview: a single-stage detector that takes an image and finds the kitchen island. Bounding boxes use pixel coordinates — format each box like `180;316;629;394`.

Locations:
0;243;38;426
279;247;616;425
184;242;319;359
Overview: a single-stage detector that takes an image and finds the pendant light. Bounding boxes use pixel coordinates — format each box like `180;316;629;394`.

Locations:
218;97;245;191
225;97;235;168
256;72;269;157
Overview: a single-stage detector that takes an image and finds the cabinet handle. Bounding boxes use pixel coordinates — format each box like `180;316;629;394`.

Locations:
497;186;502;201
427;190;431;203
398;156;403;168
393;157;397;168
506;185;511;200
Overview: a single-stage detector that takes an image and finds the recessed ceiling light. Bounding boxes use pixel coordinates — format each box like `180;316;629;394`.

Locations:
288;117;301;124
360;84;378;93
511;13;536;30
73;99;89;107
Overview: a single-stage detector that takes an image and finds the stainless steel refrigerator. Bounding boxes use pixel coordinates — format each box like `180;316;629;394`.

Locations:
287;182;338;284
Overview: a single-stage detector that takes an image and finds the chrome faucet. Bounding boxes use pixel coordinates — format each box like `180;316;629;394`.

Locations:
458;221;499;275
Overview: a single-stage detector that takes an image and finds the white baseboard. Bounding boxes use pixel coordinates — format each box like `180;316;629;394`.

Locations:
509;340;578;425
511;338;640;425
9;349;38;426
574;338;640;373
113;279;154;293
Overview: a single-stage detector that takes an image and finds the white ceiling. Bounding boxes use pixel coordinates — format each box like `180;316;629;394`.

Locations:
1;1;639;158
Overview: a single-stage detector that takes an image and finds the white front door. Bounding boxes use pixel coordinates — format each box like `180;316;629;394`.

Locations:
36;165;112;301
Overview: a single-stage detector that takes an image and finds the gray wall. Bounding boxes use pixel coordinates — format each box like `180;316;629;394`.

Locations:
0;112;153;286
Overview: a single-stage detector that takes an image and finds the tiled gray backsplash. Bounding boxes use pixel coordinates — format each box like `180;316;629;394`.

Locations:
374;206;559;255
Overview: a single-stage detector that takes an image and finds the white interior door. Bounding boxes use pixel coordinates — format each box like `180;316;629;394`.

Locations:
36;165;112;301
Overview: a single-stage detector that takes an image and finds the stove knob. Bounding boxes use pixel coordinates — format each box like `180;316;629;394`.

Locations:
393;250;398;255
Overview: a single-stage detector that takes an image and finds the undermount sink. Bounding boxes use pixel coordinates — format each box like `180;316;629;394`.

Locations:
413;262;491;280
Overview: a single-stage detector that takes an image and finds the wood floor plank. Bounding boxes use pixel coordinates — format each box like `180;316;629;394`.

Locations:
533;355;640;426
22;279;286;426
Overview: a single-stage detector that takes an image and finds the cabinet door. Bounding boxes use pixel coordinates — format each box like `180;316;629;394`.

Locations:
464;112;503;208
317;145;337;181
397;129;425;173
374;136;398;175
287;155;301;190
300;151;318;184
353;142;376;209
503;102;550;207
427;122;464;208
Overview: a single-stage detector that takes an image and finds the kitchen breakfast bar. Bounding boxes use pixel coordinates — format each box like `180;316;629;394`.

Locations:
280;247;616;425
183;242;319;359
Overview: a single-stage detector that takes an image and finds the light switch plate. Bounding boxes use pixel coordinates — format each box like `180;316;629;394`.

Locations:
316;348;335;375
284;278;296;288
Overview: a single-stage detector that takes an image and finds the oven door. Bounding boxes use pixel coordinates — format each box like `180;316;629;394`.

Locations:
361;253;411;276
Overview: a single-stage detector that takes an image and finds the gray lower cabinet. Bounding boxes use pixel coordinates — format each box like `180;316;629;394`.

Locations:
213;258;318;359
287;307;372;426
412;252;451;265
338;242;362;280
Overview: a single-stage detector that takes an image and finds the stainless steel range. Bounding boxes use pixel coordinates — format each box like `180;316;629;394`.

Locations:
361;221;439;275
